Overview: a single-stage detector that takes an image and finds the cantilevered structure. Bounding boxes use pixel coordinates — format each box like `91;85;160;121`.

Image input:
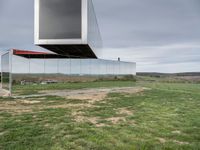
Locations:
1;0;137;96
35;0;102;58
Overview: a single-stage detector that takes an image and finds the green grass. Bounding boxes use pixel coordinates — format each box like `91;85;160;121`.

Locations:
12;81;135;95
0;80;200;149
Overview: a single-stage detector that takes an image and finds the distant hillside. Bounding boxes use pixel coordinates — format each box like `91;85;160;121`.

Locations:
137;72;200;77
175;72;200;76
137;72;200;83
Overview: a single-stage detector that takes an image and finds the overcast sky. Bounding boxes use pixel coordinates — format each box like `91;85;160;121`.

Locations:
0;0;200;73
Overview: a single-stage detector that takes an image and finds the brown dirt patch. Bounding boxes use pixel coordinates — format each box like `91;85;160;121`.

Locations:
0;107;33;114
1;87;146;116
106;117;126;124
0;100;34;114
0;97;96;115
67;91;107;103
73;115;107;127
117;108;133;116
72;114;132;127
47;103;95;109
40;87;146;103
19;100;41;104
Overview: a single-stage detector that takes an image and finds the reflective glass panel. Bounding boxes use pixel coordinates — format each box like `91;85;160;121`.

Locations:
39;0;82;39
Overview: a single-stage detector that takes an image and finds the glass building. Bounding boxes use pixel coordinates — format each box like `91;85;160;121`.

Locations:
1;0;136;95
1;49;136;95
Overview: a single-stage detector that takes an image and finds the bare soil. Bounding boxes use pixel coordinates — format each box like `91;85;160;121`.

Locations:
40;87;146;102
0;87;145;119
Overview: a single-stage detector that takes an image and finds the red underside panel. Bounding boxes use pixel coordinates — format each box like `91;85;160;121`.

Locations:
12;49;76;59
13;49;52;55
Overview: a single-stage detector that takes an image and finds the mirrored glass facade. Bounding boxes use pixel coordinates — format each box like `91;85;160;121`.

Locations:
88;0;102;57
1;51;136;95
39;0;82;39
1;52;10;91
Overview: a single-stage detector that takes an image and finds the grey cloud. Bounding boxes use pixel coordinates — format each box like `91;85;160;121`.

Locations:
100;43;200;72
0;0;34;50
0;0;200;72
93;0;200;47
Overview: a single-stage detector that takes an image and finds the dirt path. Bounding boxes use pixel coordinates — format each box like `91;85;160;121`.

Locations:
13;87;147;101
1;87;147;115
40;87;146;102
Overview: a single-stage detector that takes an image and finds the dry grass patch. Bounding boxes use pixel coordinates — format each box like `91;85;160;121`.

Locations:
72;107;135;127
173;140;189;145
0;131;8;136
0;100;34;114
19;100;41;104
46;103;94;109
73;115;107;127
157;137;166;144
72;114;129;127
172;130;182;134
117;108;133;116
106;117;126;124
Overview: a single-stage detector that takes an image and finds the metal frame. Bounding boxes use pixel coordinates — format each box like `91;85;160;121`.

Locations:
1;50;12;96
34;0;88;45
0;55;3;89
1;51;9;90
9;49;13;96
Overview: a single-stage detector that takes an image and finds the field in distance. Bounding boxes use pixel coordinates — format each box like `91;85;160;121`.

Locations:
0;75;200;149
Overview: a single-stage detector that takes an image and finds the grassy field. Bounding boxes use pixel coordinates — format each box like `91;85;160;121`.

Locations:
0;79;200;149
